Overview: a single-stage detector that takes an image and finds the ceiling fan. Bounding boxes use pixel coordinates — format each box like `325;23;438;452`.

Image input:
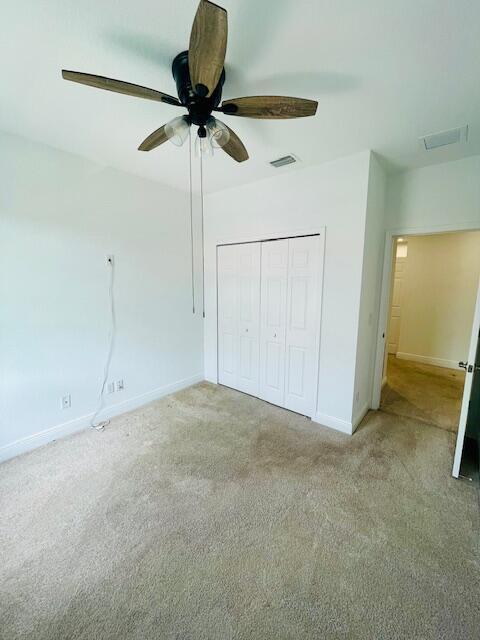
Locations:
62;0;318;163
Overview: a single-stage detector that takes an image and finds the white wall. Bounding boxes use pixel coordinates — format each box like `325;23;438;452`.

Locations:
353;154;386;426
204;151;372;434
0;130;203;461
387;155;480;233
396;232;480;368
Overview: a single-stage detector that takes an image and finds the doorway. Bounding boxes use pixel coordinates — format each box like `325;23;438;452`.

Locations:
380;231;480;433
372;230;480;478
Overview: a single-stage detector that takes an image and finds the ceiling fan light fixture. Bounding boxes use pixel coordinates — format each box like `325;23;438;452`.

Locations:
165;115;191;147
206;117;230;148
195;127;213;157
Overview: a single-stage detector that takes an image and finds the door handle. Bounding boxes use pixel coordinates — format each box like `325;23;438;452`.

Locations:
459;361;474;373
458;361;468;370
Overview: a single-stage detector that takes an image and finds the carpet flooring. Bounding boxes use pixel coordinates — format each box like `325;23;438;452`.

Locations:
381;355;465;432
1;382;479;639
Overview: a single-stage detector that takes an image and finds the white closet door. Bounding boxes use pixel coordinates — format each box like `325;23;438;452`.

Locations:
259;239;289;406
217;243;260;396
236;243;261;395
218;245;238;389
284;235;320;416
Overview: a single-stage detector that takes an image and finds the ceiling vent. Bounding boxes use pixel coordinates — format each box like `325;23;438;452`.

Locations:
420;125;468;151
270;154;298;168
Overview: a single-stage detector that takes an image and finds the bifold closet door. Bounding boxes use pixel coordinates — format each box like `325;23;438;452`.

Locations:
283;235;321;416
217;243;261;396
259;239;289;406
259;235;320;416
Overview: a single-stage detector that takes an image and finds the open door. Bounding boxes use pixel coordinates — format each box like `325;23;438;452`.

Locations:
452;276;480;478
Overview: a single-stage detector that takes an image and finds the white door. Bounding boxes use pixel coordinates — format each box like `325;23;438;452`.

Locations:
236;243;261;395
388;254;406;354
217;243;261;396
217;244;237;389
284;235;321;416
259;239;289;406
218;234;322;418
452;277;480;478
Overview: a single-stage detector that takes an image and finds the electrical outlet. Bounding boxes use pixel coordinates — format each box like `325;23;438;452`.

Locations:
106;254;114;266
107;382;115;394
116;379;124;391
61;394;71;410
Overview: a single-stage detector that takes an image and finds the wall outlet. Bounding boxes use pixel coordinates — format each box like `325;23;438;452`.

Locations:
61;394;71;410
107;382;115;394
116;379;124;391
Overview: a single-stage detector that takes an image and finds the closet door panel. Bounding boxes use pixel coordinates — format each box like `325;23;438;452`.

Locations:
284;236;320;416
217;245;238;388
236;243;261;395
259;239;289;406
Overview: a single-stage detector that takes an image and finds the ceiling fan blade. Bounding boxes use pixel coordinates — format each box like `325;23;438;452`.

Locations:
62;70;181;106
218;122;248;162
221;96;318;119
188;0;227;97
138;125;169;152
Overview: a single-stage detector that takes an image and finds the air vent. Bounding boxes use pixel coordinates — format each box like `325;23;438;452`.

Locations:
420;125;468;151
270;154;298;168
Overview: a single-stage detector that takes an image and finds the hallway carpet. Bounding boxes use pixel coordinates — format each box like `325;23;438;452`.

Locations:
381;355;465;432
1;383;479;639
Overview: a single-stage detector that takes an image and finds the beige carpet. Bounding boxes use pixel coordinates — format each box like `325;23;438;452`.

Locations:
381;355;465;432
1;382;479;639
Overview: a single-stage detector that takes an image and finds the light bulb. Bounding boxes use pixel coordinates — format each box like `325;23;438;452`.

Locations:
206;117;230;148
165;115;190;147
195;128;213;157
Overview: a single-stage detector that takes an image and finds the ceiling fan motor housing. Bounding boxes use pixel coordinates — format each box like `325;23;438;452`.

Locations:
172;51;225;126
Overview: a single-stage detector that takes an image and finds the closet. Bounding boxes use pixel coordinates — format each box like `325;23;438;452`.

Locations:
217;234;321;417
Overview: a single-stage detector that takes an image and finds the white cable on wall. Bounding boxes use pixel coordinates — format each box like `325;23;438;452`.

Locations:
91;256;116;431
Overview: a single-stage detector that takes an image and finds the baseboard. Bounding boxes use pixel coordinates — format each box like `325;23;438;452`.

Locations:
396;352;459;370
352;403;370;433
313;412;353;435
0;373;203;464
382;376;388;388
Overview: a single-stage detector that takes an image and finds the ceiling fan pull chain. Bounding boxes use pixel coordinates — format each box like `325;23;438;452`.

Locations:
188;129;195;314
200;148;206;319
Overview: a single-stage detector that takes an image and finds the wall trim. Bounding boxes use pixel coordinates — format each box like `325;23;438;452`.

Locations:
396;352;459;370
0;373;203;464
372;221;480;411
313;411;353;435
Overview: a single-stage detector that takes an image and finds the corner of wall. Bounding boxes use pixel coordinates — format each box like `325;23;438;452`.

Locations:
351;152;387;422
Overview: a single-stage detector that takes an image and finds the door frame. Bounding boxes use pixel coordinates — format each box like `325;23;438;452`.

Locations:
452;276;480;478
372;222;480;407
215;226;326;420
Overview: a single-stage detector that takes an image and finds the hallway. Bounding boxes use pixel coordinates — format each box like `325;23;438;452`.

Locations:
381;355;465;432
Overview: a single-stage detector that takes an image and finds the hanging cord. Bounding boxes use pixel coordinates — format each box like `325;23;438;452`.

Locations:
200;148;206;318
188;129;195;314
91;256;116;431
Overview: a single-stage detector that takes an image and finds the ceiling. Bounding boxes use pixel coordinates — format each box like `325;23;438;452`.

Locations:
2;0;480;193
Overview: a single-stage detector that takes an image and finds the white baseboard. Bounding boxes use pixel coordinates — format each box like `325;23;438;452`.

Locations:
0;373;203;464
396;352;459;370
313;411;353;435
